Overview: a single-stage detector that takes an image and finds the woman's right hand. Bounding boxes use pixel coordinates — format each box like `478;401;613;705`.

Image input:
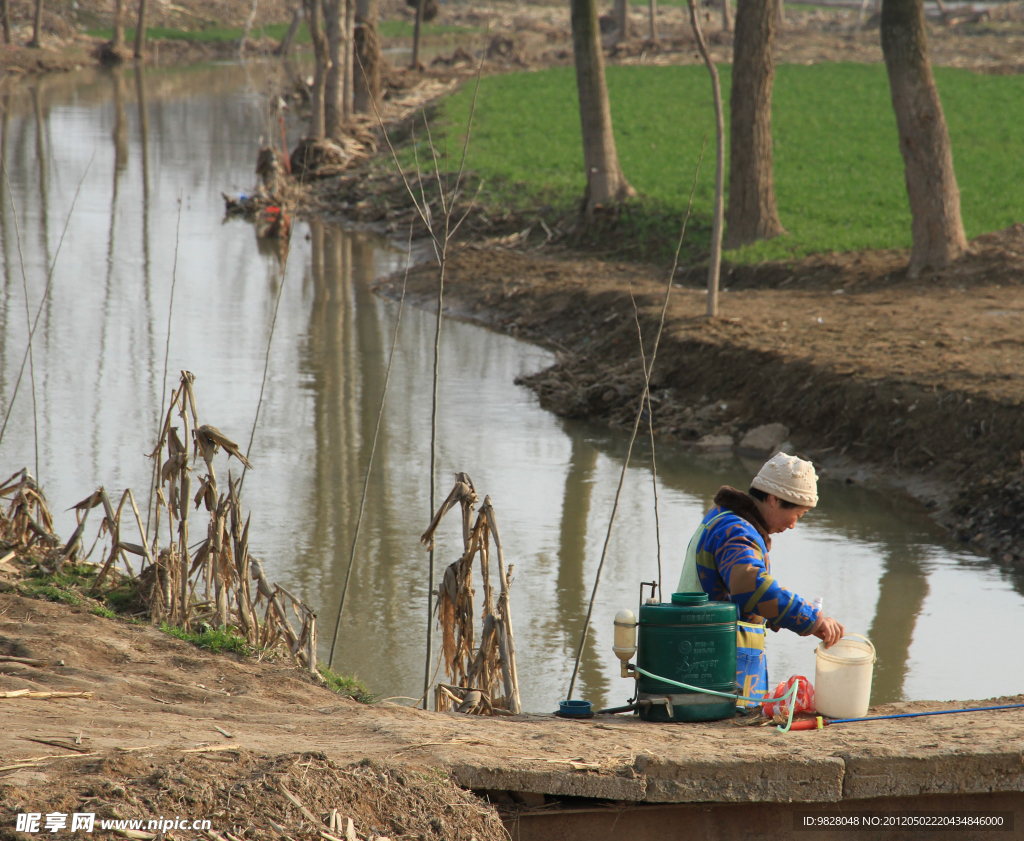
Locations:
812;616;846;648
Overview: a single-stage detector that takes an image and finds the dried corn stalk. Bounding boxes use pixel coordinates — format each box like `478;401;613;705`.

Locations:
0;469;57;555
423;474;521;715
1;372;319;675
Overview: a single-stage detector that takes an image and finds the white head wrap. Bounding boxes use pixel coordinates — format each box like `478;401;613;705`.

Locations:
751;453;818;508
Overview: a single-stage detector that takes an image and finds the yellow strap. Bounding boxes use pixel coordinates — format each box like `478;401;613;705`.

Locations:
736;620;766;650
743;574;776;614
738;674;755;707
677;511;729;593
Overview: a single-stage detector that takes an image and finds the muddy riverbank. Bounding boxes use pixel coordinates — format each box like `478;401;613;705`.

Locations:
371;230;1024;570
279;6;1024;578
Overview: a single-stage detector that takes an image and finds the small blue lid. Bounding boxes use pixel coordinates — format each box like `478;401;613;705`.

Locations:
558;699;592;716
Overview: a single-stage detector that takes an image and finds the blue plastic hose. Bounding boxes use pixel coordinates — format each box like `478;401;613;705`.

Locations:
829;703;1024;724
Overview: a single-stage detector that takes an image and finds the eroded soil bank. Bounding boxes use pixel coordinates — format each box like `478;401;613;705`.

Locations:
0;591;508;841
372;226;1024;570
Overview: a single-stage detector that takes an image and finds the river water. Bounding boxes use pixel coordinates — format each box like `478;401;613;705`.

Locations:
1;63;1022;714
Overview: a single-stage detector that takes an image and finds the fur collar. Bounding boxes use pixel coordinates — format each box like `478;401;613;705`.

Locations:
713;486;772;551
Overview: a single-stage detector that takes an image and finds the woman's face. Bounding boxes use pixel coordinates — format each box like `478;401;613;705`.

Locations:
762;495;812;534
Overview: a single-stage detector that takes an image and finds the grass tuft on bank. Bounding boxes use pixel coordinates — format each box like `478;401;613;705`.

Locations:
318;665;376;703
16;562;130;611
426;62;1024;262
160;622;254;654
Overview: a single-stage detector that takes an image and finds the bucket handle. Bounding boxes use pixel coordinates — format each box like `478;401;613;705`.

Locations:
840;633;877;663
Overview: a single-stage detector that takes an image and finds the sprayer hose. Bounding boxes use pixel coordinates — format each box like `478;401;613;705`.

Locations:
831;702;1024;724
632;665;802;733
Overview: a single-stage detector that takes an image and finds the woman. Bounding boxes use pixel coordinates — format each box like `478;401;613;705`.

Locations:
677;453;845;706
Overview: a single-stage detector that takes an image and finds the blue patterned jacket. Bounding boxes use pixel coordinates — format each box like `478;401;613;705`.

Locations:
694;487;819;635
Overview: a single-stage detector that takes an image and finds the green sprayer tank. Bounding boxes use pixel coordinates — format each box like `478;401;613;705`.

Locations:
636;592;738;722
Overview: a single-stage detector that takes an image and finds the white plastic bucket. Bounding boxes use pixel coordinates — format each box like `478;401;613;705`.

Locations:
814;634;876;720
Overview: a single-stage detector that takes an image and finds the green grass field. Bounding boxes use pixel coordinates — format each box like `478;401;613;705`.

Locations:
428;63;1024;262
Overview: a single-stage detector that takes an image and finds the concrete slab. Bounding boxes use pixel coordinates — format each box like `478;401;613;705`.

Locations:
842;752;1024;799
635;755;845;802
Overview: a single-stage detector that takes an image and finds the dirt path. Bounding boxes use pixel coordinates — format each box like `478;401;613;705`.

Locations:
2;590;1023;840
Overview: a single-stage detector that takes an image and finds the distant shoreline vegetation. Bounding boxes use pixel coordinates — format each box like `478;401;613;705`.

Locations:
84;21;476;45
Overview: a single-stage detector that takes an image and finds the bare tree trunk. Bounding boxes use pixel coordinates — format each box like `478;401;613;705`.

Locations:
648;0;657;42
112;67;128;171
112;0;124;47
725;0;785;248
686;0;724;317
410;0;424;70
881;0;965;276
239;0;259;58
274;4;303;56
322;0;343;137
343;0;355;121
721;0;733;33
1;0;9;45
28;0;43;47
354;0;381;113
305;0;329;138
857;0;871;28
134;0;148;59
776;0;784;27
614;0;629;42
570;0;635;214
